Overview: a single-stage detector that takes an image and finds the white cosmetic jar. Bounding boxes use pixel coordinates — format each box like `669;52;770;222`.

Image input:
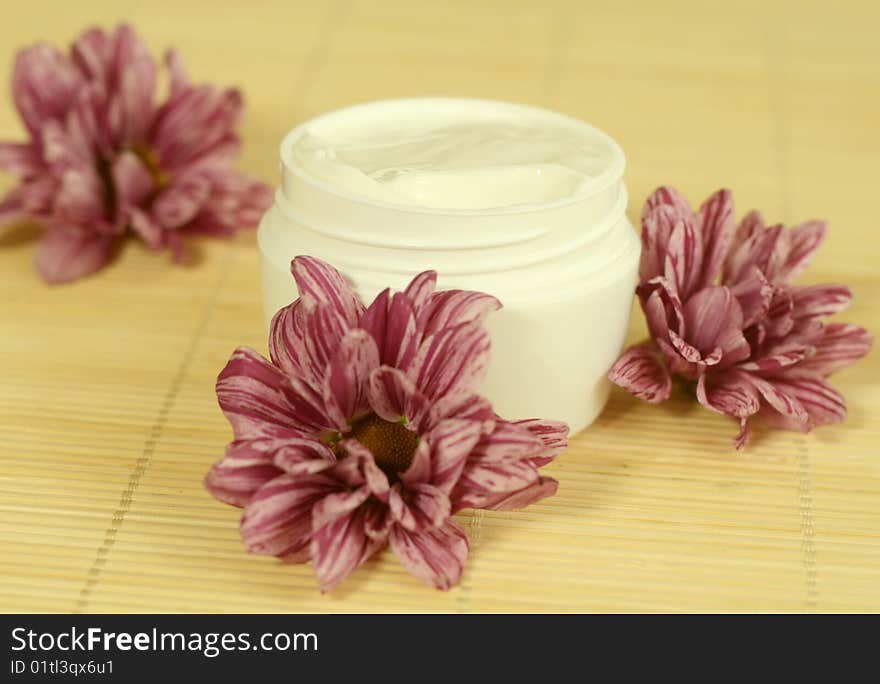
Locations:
258;98;639;434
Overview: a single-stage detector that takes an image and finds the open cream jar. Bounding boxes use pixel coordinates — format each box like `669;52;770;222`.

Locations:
258;98;639;434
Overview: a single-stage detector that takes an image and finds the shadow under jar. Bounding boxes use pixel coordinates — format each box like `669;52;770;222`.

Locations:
258;98;639;434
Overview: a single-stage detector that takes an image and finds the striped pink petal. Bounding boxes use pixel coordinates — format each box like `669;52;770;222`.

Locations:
512;418;569;466
0;142;42;175
411;321;492;403
389;482;451;531
696;370;761;418
268;299;306;377
389;519;469;590
418;289;502;338
723;223;785;285
403;270;437;316
272;438;336;476
486;477;558;510
640;186;694;283
800;323;873;376
204;440;282;507
301;302;355;389
749;375;810;425
696;188;735;288
291;256;363;326
311;504;383;592
663;206;704;298
768;372;847;428
779;220;827;282
366;365;428;426
791;284;852;320
359;289;418;369
34;228;116;284
152;174;211;228
216;347;313;440
240;472;337;561
322;329;379;430
728;266;772;327
337;439;390;500
12;43;84;134
608;343;672;404
405;419;483;493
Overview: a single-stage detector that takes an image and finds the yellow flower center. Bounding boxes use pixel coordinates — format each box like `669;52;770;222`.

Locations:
131;144;170;189
338;413;419;479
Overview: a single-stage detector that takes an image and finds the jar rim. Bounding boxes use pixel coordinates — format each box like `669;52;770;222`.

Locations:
279;97;627;217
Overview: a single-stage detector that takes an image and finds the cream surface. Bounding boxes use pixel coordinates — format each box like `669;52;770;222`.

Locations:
288;111;611;210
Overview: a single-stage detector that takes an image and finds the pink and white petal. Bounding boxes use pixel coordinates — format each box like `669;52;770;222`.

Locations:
663;214;704;298
153;174;212;229
311;485;371;532
730;210;764;252
791;284;852;320
362;502;392;542
241;472;337;559
683;286;745;354
724;223;786;284
337;439;390;500
367;365;428;427
204;440;282;507
411;321;492;403
112;151;155;208
513;418;570;466
53;166;106;226
486;477;558;511
749;375;810;426
272;438;336;476
359;288;390;355
111;25;158;142
696;370;761;420
727;266;773;327
389;482;451;531
640;204;682;283
429;393;496;429
408;418;482;493
643;185;693;218
639;277;683;344
0;142;42;175
216;347;312;439
34;228;116;283
301;301;355;387
419;289;502;338
322;329;380;430
474;421;545;462
312;505;383;592
12;43;83;134
696;188;735;288
268;300;306;377
284;375;338;433
608;343;672;404
780;220;827;282
389;519;469;590
800;323;873;376
291;256;364;326
129;208;164;250
771;373;847;427
403;270;437;316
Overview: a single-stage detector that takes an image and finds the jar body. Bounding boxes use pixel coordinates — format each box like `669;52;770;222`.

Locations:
259;98;640;434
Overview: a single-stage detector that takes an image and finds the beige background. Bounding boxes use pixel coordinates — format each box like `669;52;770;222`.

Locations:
0;0;877;612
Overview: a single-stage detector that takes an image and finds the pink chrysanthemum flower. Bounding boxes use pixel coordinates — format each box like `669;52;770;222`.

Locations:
0;24;271;282
609;186;872;448
206;256;567;591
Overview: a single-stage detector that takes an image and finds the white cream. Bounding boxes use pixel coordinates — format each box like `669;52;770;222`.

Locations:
288;112;613;210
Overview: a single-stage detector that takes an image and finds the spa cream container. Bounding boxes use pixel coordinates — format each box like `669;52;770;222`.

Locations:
258;98;639;434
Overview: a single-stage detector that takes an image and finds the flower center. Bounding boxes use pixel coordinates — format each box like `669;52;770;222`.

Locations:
131;144;169;189
344;413;419;479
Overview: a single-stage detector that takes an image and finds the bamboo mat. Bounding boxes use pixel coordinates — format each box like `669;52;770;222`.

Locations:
1;0;878;613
